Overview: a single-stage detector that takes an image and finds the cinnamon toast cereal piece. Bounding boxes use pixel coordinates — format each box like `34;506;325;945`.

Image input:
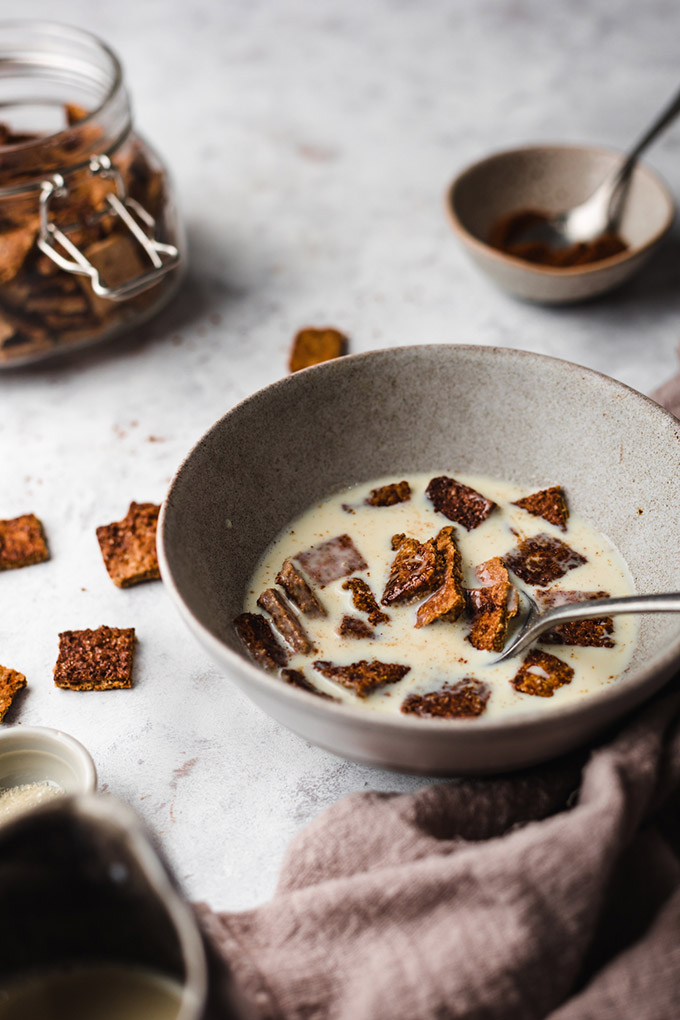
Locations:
426;476;497;530
381;533;438;606
365;481;411;507
96;502;161;588
65;103;89;126
0;513;49;570
467;557;520;652
503;533;586;587
415;526;466;627
313;658;410;698
511;649;574;698
513;486;569;532
289;327;348;373
296;534;367;588
234;613;288;671
535;589;615;647
0;666;27;721
0;222;38;285
281;668;338;700
80;235;146;317
257;588;315;654
53;626;136;691
338;615;375;639
276;558;326;617
401;679;490;719
342;577;389;625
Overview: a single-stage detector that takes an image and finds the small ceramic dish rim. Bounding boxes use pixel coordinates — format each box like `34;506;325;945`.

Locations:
0;725;97;795
446;143;676;277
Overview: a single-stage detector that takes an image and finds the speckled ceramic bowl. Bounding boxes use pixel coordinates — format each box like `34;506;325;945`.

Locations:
447;145;675;303
159;346;680;775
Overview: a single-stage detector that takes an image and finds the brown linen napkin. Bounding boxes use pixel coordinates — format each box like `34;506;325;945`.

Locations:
197;684;680;1020
197;376;680;1020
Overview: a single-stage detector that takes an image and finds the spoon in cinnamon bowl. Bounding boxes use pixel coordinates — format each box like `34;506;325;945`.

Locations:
507;82;680;251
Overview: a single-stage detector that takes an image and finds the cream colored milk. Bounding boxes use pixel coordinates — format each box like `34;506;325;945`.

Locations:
0;965;183;1019
246;474;637;720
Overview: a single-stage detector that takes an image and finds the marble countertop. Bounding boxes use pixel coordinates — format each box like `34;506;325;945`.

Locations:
3;0;679;911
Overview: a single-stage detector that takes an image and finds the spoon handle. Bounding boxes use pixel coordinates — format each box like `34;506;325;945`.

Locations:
531;591;680;642
602;83;680;222
620;84;680;176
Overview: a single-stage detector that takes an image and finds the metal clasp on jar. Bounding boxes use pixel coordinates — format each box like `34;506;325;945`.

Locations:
37;154;180;301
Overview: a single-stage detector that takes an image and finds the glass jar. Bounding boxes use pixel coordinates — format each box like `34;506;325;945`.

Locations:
0;21;183;366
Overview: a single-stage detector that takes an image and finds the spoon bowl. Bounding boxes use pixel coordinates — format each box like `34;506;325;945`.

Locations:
512;84;680;249
494;590;680;664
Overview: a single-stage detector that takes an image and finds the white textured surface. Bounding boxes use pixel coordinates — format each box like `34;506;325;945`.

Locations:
2;0;679;911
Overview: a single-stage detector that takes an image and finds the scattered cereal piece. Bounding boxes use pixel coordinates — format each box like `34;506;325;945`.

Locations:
535;589;615;647
338;615;375;639
365;481;411;507
53;626;136;691
0;666;27;721
313;658;410;698
234;613;288;671
96;502;161;588
65;103;89;126
401;679;490;719
257;588;315;654
0;513;49;571
281;667;338;700
513;486;569;532
381;533;438;606
503;533;586;586
289;327;348;373
342;577;389;625
511;649;574;697
415;526;465;627
426;476;497;530
467;557;519;652
296;534;367;588
276;558;326;617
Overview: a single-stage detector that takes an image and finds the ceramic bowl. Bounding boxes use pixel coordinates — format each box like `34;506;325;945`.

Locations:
159;345;680;775
0;725;97;795
447;145;675;303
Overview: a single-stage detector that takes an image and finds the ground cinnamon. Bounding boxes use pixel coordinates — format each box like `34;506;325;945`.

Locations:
488;208;627;267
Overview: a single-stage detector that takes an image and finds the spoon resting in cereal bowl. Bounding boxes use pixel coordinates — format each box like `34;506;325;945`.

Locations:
158;345;680;775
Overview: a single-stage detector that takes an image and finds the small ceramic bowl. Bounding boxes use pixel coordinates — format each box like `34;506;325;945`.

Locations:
447;145;675;303
159;345;680;775
0;726;97;796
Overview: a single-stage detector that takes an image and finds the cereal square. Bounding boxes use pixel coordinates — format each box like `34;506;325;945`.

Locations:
0;513;49;570
382;533;438;606
503;533;586;586
426;476;496;530
535;589;615;647
96;502;161;588
313;658;410;698
54;626;136;691
511;649;574;697
513;486;569;532
296;534;367;588
289;327;348;373
0;665;27;721
365;481;411;507
401;679;490;719
234;613;288;672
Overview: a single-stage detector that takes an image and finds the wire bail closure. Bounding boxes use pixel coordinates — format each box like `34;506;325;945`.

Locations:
37;154;180;302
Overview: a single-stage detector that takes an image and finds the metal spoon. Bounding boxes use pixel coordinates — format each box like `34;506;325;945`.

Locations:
493;590;680;664
517;83;680;248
